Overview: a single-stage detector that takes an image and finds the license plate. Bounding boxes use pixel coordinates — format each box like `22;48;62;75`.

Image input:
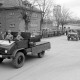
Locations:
0;55;2;57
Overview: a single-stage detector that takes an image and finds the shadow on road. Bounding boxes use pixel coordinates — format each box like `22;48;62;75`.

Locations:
0;55;41;69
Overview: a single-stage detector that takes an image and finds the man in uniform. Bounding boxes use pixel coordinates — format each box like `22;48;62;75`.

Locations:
15;31;23;41
5;30;13;41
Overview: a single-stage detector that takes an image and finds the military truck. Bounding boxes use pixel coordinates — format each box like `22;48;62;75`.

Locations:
67;29;79;41
0;32;50;68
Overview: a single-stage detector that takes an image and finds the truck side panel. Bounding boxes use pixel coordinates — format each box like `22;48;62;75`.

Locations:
32;42;50;54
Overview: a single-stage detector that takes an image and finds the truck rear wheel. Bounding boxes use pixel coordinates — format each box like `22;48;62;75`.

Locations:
38;51;45;58
0;58;4;63
12;52;25;68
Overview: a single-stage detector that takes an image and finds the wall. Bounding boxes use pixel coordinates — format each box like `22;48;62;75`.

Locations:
0;9;26;32
28;12;41;33
5;9;22;32
0;9;42;33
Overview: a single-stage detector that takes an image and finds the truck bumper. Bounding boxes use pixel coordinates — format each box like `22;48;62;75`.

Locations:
0;54;14;59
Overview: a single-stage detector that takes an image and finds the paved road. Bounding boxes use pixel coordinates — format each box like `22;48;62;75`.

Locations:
1;36;80;80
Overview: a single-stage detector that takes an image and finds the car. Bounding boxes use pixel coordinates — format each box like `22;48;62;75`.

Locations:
67;29;79;41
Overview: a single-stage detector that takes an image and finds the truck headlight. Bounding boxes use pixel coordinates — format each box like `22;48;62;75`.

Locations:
5;50;8;53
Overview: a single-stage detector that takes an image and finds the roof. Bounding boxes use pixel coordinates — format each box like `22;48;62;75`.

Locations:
0;0;42;13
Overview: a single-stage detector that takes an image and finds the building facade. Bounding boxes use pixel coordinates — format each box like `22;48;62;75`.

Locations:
0;0;42;33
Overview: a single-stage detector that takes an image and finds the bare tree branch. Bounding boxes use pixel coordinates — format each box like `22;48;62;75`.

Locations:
53;5;71;31
29;0;54;19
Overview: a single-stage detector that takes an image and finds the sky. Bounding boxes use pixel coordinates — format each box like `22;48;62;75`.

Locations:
54;0;80;19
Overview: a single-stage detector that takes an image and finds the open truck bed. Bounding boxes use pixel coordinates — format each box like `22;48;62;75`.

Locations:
26;41;50;55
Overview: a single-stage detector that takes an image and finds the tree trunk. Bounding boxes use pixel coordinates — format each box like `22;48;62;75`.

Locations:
62;24;64;34
57;22;59;30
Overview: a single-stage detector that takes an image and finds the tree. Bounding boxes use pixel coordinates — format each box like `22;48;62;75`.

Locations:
28;0;54;23
53;6;71;31
31;0;53;18
27;0;54;33
60;7;70;31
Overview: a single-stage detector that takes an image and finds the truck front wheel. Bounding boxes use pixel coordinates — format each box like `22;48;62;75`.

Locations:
12;52;25;68
0;58;4;63
38;51;45;58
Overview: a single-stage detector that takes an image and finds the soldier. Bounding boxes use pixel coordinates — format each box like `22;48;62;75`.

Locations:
15;31;23;41
66;27;70;35
0;32;3;40
2;32;6;39
5;30;13;41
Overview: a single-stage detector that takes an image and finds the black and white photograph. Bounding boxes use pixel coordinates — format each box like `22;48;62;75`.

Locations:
0;0;80;80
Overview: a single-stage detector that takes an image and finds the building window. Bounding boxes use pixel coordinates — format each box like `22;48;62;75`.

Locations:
10;24;15;28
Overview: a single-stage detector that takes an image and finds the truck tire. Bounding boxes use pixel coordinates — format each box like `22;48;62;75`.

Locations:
38;51;45;58
0;58;4;63
12;52;25;68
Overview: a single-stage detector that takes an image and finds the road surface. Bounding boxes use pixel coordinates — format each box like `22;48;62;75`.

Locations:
1;36;80;80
